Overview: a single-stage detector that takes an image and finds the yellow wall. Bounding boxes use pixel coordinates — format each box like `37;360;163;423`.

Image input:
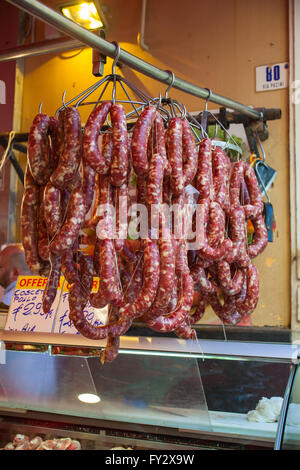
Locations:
20;0;290;327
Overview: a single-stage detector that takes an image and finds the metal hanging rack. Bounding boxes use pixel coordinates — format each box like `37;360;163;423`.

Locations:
4;0;269;121
1;0;282;185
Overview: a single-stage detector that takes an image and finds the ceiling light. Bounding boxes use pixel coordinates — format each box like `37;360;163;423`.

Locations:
78;393;101;404
60;2;104;30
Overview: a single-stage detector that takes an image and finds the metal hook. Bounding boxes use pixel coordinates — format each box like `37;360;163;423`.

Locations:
254;131;266;162
204;88;212;111
111;41;121;75
181;102;187;120
157;92;162;108
172;99;186;119
213;122;219;139
62;90;67;109
164;70;175;99
38;102;43;114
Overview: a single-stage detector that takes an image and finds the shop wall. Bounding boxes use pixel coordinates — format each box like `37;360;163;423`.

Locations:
0;2;20;246
18;0;290;327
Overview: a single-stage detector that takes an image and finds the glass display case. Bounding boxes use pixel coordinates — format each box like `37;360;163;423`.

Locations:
0;329;299;451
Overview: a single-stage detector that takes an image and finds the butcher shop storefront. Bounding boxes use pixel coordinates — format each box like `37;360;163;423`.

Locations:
0;0;299;454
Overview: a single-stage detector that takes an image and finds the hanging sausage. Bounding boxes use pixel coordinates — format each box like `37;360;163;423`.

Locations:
21;88;270;362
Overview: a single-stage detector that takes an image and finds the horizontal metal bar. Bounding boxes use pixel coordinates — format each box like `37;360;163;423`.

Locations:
1;330;299;362
0;37;85;62
6;0;263;120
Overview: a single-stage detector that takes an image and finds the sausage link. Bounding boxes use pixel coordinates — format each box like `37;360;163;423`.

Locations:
42;253;62;313
221;149;232;213
236;263;259;316
69;281;110;340
208;292;242;325
100;258;138;363
110;103;129;187
243;163;264;219
146;153;165;207
89;239;122;308
87;173;101;228
190;262;217;294
92;236;101;275
24;163;37;190
49;187;86;255
225;206;250;267
119;261;136;304
99;239;123;306
43;181;62;239
162;176;172;206
50;107;82;189
82;163;96;215
37;186;49;262
173;322;196;340
120;240;138;264
230;161;264;219
114;183;128;252
153;113;168;163
101;132;114;170
212;147;227;208
82;101;112;173
21;184;44;274
247;214;268;258
167;117;184;196
79;253;94;299
146;269;194;333
197;198;229;262
27;113;52;185
146;153;165;230
116;238;160;321
195;138;213;200
131;105;157;177
48;116;60;170
147;125;153;161
129;251;144;299
229;160;244;209
140;227;176;321
182;117;197;185
65;169;82;193
191;293;209;323
174;292;208;339
62;248;79;284
146;239;193;332
95;174;114;239
241;179;251;205
100;307;120;364
217;261;245;296
207;201;226;248
136;176;147;205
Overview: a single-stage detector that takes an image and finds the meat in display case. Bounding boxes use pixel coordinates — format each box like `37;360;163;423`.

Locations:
0;330;299;450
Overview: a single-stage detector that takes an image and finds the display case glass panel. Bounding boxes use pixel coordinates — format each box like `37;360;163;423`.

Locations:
0;340;294;447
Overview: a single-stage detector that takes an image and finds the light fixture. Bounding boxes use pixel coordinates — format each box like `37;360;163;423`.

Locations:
59;2;105;30
78;393;101;404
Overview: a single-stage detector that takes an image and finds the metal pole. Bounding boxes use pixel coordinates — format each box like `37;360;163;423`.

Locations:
0;37;85;62
6;0;263;120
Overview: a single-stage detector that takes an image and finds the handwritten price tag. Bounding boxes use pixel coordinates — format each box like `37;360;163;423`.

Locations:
5;276;63;333
52;277;108;335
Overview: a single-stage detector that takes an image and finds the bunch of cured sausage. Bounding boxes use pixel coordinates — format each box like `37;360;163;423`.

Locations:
21;101;268;362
